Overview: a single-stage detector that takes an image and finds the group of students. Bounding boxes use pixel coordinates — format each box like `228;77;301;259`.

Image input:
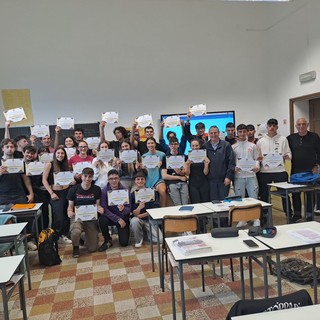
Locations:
1;115;319;257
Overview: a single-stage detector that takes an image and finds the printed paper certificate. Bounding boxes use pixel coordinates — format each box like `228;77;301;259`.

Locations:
72;161;92;175
84;137;100;150
188;149;206;163
107;189;129;206
189;104;206;116
30;125;50;138
1;159;24;173
102;112;119;123
142;155;160;168
25;161;45;176
53;171;74;186
39;153;54;163
164;116;180;128
57;117;74;130
65;147;76;159
75;204;97;221
97;149;114;162
135;188;155;203
3;107;27;123
166;155;185;169
262;153;284;168
136;114;153;128
120;150;137;163
237;158;256;172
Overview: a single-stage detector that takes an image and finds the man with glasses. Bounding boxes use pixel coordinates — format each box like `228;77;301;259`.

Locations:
98;169;131;251
287;118;320;221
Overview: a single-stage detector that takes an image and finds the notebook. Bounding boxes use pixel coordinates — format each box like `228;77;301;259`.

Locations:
11;203;36;210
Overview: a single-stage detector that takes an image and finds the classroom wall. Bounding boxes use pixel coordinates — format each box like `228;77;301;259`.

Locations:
0;0;318;139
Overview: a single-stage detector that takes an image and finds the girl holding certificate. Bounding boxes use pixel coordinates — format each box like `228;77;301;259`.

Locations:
185;139;210;203
142;137;167;207
115;140;141;191
43;147;74;245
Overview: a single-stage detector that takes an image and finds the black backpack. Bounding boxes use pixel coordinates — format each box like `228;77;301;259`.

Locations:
38;228;62;266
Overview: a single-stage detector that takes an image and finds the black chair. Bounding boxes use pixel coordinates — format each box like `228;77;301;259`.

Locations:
226;289;313;320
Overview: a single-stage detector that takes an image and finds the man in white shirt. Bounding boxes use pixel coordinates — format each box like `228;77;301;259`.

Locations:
256;118;292;218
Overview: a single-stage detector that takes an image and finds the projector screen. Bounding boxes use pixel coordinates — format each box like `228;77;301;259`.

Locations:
160;111;235;154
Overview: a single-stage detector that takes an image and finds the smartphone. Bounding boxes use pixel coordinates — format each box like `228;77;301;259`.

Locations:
243;239;259;248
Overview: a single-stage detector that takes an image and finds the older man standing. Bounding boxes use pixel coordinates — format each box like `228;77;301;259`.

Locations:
287;118;320;222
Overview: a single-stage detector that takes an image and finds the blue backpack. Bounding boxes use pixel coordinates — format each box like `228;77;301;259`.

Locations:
290;172;320;184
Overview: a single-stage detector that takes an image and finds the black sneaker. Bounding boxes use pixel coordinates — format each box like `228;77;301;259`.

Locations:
98;240;113;252
73;246;80;258
291;215;302;223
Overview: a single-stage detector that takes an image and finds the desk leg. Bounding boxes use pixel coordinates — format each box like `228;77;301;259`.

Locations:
157;225;164;291
248;257;253;299
18;277;27;320
169;260;176;320
276;252;282;296
312;247;318;303
179;262;186;320
263;255;269;298
267;206;273;227
286;190;290;224
239;257;245;299
1;285;9;320
23;229;32;290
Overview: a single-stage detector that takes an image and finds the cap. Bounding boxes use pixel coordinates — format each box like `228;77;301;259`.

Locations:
267;118;278;126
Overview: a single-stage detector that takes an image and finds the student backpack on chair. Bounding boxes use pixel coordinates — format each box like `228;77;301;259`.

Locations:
38;228;62;266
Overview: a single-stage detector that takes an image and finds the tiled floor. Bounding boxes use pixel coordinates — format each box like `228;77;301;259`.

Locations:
2;206;320;320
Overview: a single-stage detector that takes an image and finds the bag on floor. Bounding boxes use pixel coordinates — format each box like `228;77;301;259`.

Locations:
38;228;62;266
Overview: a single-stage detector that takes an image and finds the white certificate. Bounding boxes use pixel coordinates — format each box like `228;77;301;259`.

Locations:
102;111;119;123
39;153;54;163
142;155;160;168
84;137;100;150
3;107;27;123
53;171;74;186
30;125;50;138
166;155;185;169
120;150;137;163
97;149;114;162
263;153;284;168
75;204;97;221
72;161;92;175
237;158;256;172
188;149;206;163
107;189;129;206
1;159;24;173
25;161;45;176
164;116;180;128
189;104;207;116
135;188;155;203
136;114;153;128
65;147;76;160
57;117;74;130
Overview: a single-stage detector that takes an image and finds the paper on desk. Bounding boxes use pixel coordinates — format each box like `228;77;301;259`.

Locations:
287;228;320;244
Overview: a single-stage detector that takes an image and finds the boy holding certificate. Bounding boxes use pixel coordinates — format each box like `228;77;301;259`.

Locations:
67;168;103;258
130;170;162;248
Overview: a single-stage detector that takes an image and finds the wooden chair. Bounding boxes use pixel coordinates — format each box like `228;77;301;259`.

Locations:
162;215;206;292
228;203;263;281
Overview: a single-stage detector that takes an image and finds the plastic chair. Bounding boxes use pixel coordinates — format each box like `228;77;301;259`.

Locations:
225;289;313;319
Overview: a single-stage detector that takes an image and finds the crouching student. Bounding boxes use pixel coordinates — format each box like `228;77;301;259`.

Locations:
98;169;131;251
130;170;163;248
67;167;104;258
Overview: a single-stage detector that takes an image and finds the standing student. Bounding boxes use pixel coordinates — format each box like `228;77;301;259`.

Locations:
204;126;235;201
185;139;210;204
67;168;103;258
42;147;73;245
287;118;320;222
130;170;162;248
225;122;237;145
184;112;208;147
232;124;260;226
54;126;78;151
73;128;85;143
141;137;167;207
257;118;292;218
3;120;27;158
98;169;131;251
247;124;258;144
161;137;189;206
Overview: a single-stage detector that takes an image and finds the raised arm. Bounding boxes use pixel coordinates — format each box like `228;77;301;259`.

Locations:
130;120;138;148
54;126;61;149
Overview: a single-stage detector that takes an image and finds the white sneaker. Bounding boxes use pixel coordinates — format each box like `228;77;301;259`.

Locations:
27;241;37;251
253;219;261;227
236;221;248;228
58;235;72;245
135;239;143;248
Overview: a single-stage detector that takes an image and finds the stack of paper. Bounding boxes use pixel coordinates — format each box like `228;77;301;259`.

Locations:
173;236;212;256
